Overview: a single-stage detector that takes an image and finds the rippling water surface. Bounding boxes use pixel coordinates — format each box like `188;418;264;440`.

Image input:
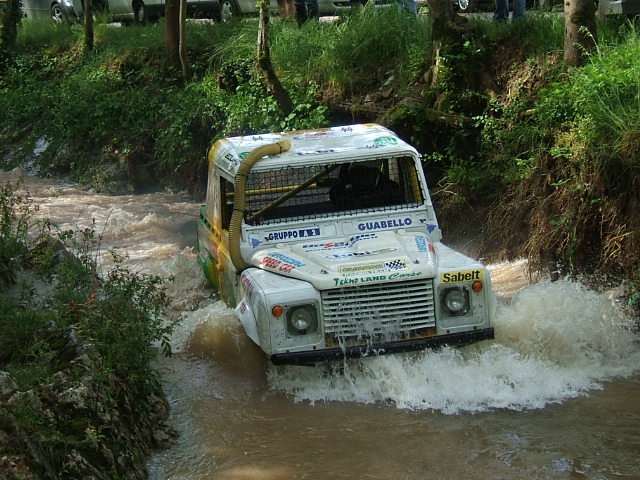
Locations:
5;171;639;480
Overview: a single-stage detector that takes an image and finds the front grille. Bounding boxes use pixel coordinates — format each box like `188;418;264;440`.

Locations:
321;279;436;339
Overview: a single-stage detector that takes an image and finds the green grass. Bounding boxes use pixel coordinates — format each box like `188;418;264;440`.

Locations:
534;21;640;174
2;12;640;195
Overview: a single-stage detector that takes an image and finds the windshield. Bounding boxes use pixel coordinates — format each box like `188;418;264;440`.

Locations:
243;157;424;226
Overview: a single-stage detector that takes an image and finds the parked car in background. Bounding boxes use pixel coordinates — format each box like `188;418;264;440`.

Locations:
21;0;84;22
21;0;392;23
222;0;393;21
452;0;639;13
21;0;223;23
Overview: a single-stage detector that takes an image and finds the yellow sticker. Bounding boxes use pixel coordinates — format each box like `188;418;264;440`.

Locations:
440;269;484;283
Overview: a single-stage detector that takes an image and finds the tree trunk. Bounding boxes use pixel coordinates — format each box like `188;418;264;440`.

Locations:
179;0;191;80
425;0;474;87
84;0;94;52
165;0;180;70
1;0;22;49
256;0;293;115
564;0;597;67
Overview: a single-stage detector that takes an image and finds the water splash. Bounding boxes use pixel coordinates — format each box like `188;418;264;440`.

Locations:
266;279;640;414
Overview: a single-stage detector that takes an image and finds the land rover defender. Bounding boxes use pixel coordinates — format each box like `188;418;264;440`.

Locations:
197;124;496;364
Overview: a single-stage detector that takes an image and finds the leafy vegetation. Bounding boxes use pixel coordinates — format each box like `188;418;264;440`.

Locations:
0;9;427;190
0;181;174;392
0;10;639;292
456;19;640;284
0;182;176;476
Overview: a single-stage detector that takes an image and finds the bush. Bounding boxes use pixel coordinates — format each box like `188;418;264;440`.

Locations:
0;182;31;290
0;184;175;397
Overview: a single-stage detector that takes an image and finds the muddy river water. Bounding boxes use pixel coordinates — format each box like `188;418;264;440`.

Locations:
6;171;640;480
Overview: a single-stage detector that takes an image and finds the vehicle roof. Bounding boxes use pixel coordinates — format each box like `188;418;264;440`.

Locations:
208;123;419;179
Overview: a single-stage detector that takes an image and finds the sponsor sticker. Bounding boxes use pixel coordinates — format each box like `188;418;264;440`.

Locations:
303;234;378;252
250;237;263;248
415;236;428;252
265;228;321;241
326;247;396;259
241;275;253;297
269;252;305;267
333;271;422;286
239;301;248;314
338;259;407;276
373;136;398;147
218;151;242;172
440;269;484;283
357;218;412;231
259;255;303;274
339;262;386;276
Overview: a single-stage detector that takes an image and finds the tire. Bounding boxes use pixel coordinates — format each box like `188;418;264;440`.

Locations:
133;0;146;23
457;0;470;11
50;2;66;22
218;0;237;22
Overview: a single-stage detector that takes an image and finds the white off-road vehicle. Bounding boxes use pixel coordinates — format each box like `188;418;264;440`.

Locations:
197;124;496;364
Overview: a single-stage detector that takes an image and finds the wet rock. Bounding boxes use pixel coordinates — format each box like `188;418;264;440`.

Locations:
70;353;94;372
7;390;43;411
153;424;178;448
0;371;18;399
58;383;91;410
64;449;112;480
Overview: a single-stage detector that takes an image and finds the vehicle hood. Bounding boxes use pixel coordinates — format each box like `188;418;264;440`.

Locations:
249;230;437;290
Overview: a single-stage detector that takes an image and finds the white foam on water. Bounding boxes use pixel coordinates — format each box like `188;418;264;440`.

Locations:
146;252;225;354
266;279;640;414
171;301;239;355
105;211;171;238
22;177;638;415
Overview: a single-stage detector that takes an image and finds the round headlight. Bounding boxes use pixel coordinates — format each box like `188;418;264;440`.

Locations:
287;305;318;335
444;288;468;313
291;308;313;331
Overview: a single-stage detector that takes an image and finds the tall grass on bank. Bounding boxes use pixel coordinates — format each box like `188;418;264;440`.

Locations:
536;22;640;173
269;5;431;91
13;16;82;51
474;10;565;55
446;17;640;193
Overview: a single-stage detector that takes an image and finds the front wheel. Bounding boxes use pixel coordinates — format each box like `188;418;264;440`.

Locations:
457;0;476;12
50;2;66;22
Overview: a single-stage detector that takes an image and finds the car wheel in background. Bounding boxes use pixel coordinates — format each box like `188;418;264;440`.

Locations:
134;0;146;23
218;0;238;22
50;2;66;22
458;0;478;13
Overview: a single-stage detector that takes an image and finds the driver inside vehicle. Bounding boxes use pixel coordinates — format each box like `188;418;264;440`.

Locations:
330;163;402;209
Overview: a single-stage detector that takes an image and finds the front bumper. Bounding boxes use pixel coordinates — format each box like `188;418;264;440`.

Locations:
270;327;494;365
